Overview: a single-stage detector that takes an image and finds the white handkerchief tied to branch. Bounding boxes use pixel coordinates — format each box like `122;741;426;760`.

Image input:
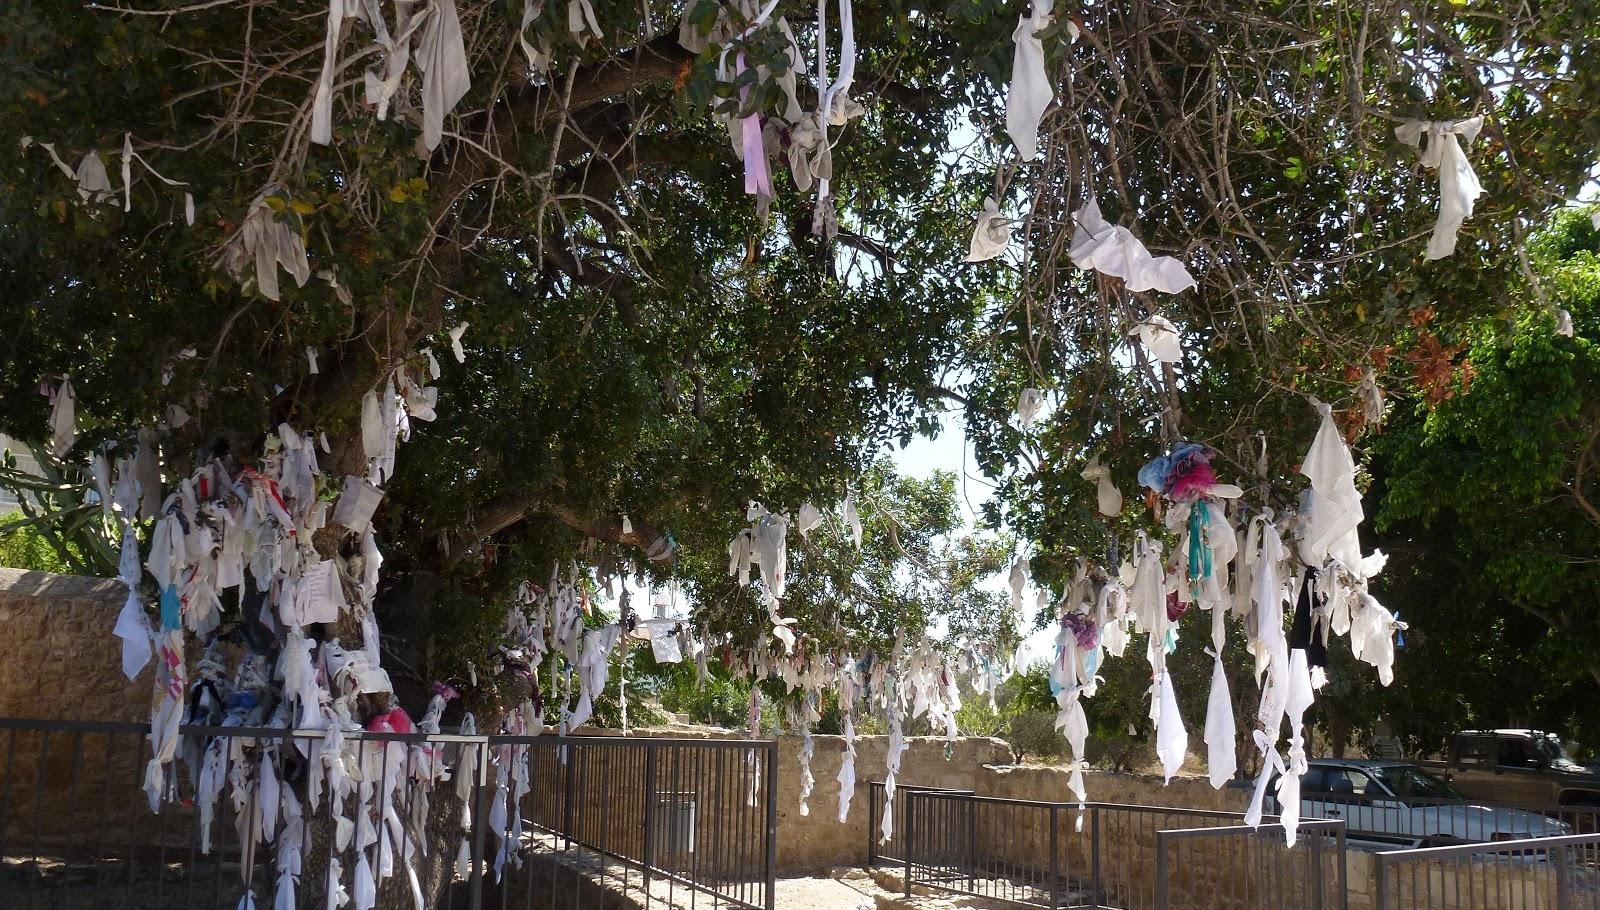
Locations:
966;196;1012;261
1394;115;1484;260
1069;200;1197;294
1006;0;1070;162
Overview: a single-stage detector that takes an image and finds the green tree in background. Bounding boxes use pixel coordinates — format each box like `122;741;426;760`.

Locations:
1367;208;1600;749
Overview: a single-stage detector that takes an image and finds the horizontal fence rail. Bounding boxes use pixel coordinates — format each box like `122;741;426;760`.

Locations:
1275;791;1600;847
869;781;1336;910
1373;833;1600;910
0;717;776;910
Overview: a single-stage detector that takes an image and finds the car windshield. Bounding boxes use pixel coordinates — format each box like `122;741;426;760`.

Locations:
1532;734;1586;771
1369;765;1463;800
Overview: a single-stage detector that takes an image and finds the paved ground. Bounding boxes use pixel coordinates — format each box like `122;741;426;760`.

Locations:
773;872;878;910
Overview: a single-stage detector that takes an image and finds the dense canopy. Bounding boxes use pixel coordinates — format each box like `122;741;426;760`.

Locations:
1;0;1597;726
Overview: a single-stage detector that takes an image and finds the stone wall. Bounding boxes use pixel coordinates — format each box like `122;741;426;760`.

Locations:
773;734;1015;874
0;567;149;723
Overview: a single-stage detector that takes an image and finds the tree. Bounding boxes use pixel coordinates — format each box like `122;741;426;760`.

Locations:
1365;208;1600;747
0;0;1595;745
0;1;1015;686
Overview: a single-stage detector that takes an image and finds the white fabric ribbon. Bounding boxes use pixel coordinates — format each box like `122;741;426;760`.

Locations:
1203;653;1236;788
812;0;856;214
1070;200;1196;293
568;0;603;41
311;0;354;144
1005;1;1054;161
1394;116;1484;260
1127;315;1183;363
1298;400;1364;570
48;377;76;457
1154;667;1187;783
222;196;312;302
843;491;862;547
415;0;471;152
1080;454;1123;518
836;713;857;822
518;0;551;73
1016;387;1043;429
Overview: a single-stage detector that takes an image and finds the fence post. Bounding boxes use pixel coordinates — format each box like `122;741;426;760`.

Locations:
764;741;778;910
468;740;490;910
965;793;976;890
1154;830;1169;910
1091;805;1102;906
1557;843;1570;910
1049;805;1060;910
867;785;877;868
1373;855;1388;910
641;741;657;895
1336;825;1348;910
562;741;576;848
1310;824;1324;910
903;792;914;898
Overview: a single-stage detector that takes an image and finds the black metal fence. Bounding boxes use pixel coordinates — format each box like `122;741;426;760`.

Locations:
867;782;1346;910
1373;833;1600;910
1154;819;1347;910
0;717;776;910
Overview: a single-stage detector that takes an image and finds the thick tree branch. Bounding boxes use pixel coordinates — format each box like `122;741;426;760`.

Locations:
293;36;698;472
450;490;675;568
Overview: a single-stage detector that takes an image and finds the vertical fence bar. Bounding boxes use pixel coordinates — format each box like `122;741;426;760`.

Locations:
1154;830;1169;910
903;792;913;898
1557;842;1570;910
1310;824;1324;910
1049;804;1060;910
763;742;777;910
469;740;489;910
1091;804;1102;907
1374;854;1388;910
642;740;657;901
866;784;877;868
563;743;576;850
1336;826;1348;910
964;792;976;891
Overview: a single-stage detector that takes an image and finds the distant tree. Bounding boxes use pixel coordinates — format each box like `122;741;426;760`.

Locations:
1367;208;1600;745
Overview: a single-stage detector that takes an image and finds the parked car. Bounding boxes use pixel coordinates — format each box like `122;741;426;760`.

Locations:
1418;730;1600;808
1278;759;1573;847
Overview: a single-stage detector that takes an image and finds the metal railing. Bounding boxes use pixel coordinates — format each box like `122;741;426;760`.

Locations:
1155;819;1347;910
1373;833;1600;910
0;717;777;910
867;781;1339;910
1276;791;1600;846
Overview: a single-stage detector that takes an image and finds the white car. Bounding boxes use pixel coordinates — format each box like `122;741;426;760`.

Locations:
1284;759;1573;847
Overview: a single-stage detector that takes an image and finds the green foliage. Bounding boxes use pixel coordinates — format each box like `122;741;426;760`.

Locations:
651;658;753;729
1366;207;1600;746
0;511;77;574
1006;710;1066;764
0;442;117;576
679;460;1018;665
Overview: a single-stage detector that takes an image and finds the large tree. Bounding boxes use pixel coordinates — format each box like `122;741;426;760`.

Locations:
1;0;1597;692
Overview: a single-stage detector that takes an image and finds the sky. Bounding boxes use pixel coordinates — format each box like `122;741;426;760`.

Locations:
886;408;1058;668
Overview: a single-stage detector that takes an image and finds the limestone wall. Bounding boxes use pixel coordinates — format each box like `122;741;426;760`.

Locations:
0;567;149;722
